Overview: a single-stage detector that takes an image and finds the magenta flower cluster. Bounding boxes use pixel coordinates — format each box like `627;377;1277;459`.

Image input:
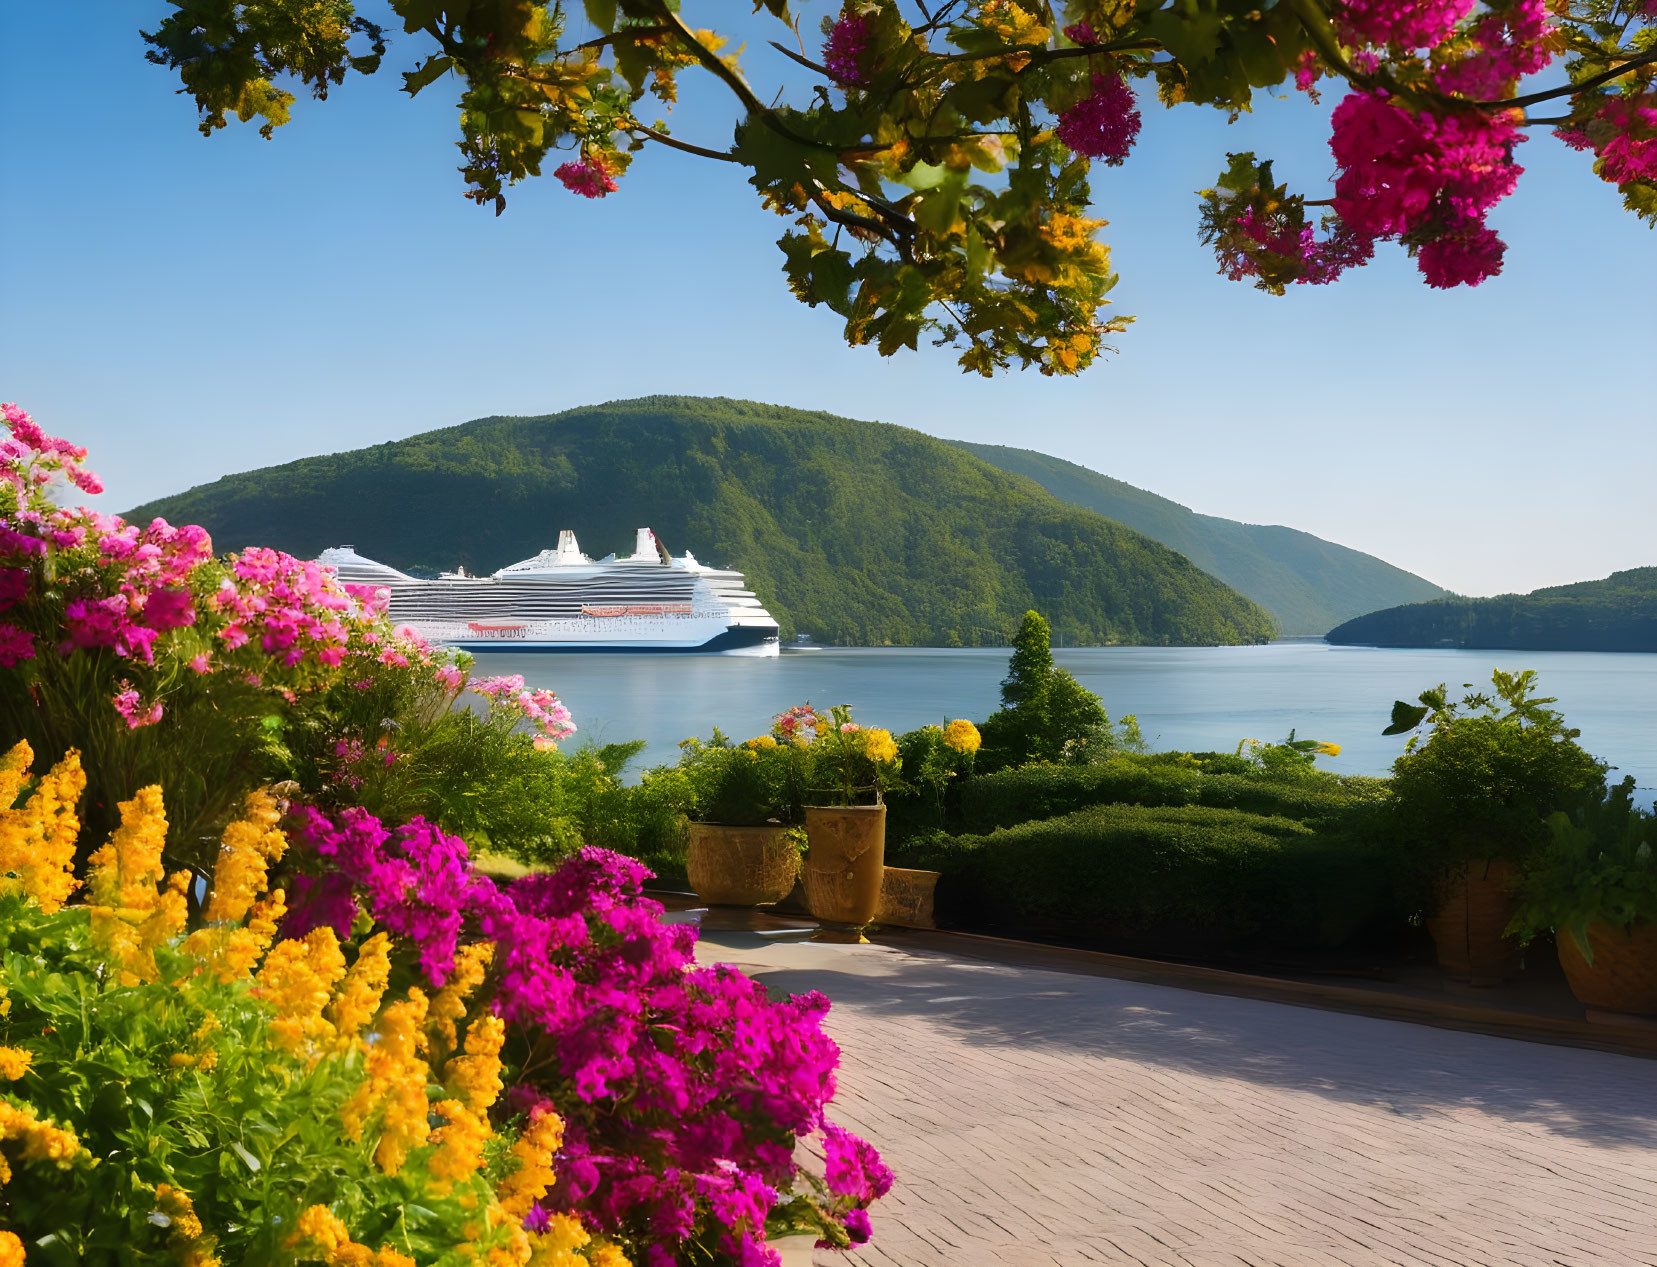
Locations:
1328;91;1524;288
0;404;467;729
1558;93;1657;190
1217;208;1377;287
555;156;619;199
1334;0;1475;50
284;806;888;1264
822;13;872;86
1055;74;1142;165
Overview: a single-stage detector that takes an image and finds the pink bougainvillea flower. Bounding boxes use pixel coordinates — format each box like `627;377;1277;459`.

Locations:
823;13;872;85
1335;0;1475;49
1328;89;1521;286
1056;74;1142;165
0;621;34;667
1416;223;1507;286
140;586;196;631
555;156;619;199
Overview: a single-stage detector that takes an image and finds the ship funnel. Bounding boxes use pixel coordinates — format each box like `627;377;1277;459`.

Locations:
554;529;585;564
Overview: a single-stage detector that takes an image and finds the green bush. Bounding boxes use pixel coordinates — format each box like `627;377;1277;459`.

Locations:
1511;777;1657;953
955;753;1391;837
1386;671;1606;900
899;802;1404;955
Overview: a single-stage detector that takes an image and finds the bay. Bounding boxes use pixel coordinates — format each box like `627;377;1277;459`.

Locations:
469;642;1657;795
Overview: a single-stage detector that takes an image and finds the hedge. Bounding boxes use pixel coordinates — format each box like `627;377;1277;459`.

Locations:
953;753;1392;837
896;801;1406;957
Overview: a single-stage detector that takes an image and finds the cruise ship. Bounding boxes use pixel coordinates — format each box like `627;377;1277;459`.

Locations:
318;529;780;655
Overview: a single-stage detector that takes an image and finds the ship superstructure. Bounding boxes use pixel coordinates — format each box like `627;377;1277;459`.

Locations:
319;529;780;655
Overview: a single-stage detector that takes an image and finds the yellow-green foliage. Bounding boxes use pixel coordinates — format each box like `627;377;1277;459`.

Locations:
0;749;588;1267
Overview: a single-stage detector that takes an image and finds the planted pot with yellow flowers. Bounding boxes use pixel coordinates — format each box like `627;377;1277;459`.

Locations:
676;729;803;907
803;706;903;931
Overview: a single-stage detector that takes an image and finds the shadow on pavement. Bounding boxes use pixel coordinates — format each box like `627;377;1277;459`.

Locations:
704;934;1657;1150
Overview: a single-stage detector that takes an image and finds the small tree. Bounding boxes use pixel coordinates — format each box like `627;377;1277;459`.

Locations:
1000;610;1056;710
982;610;1110;768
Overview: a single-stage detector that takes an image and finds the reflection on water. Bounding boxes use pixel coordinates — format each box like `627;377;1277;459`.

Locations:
469;642;1657;791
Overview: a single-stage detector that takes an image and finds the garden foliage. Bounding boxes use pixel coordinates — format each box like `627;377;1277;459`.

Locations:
1384;670;1607;896
901;801;1403;955
0;403;889;1266
138;1;1657;373
1510;777;1657;955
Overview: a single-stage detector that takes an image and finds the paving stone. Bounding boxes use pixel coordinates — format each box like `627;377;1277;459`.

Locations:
695;933;1657;1267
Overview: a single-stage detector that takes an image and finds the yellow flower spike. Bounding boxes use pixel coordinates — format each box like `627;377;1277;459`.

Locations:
496;1107;565;1223
0;1231;22;1267
121;870;192;985
329;932;392;1047
155;1183;219;1267
0;1095;82;1170
426;941;493;1059
1314;741;1343;757
525;1213;590;1267
0;746;84;914
0;1046;31;1080
203;789;287;924
288;1206;351;1255
585;1244;631;1267
288;1206;414;1266
340;989;432;1175
943;719;982;755
0;740;32;812
255;928;347;1058
426;1097;492;1192
443;1013;505;1116
88;784;167;914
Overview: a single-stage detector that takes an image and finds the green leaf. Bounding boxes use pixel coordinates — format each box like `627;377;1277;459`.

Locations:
583;0;618;31
1382;701;1429;736
402;55;454;97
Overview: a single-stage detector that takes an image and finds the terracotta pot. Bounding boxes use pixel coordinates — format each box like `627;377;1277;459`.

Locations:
1556;921;1657;1016
1424;858;1523;985
803;804;887;926
875;866;941;929
685;823;799;907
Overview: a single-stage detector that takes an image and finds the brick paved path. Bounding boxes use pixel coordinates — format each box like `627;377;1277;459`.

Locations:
699;932;1657;1267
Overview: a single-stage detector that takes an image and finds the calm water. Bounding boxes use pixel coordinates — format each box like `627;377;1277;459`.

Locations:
470;642;1657;793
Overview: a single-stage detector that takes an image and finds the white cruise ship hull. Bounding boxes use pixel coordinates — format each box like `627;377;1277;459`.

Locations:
317;530;781;657
438;615;780;656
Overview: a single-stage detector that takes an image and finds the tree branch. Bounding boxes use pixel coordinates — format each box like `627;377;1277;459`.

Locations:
1482;45;1657;110
629;122;740;162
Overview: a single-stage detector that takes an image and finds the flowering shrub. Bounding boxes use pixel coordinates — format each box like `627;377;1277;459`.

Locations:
277;810;890;1263
0;403;574;874
0;404;890;1264
143;0;1657;377
0;747;610;1266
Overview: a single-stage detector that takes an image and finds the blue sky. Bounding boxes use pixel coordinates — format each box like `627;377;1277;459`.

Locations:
1;3;1651;597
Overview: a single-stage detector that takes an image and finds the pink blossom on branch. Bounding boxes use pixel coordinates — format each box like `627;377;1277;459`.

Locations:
554;155;618;199
823;13;872;86
1558;93;1657;188
1328;90;1522;286
0;621;34;668
1055;74;1142;165
1416;224;1507;287
1431;0;1556;100
1334;0;1475;50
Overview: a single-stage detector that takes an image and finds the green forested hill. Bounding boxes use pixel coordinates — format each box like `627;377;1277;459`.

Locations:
951;442;1449;635
1325;568;1657;651
128;397;1276;647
